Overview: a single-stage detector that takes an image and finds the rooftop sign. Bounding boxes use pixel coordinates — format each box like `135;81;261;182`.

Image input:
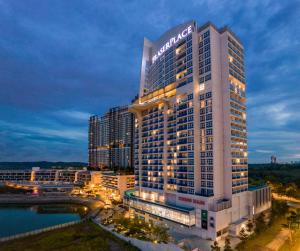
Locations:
152;25;193;63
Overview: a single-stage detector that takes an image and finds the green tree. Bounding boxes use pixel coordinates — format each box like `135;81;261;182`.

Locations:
285;183;297;198
210;241;221;251
296;209;300;228
287;211;297;229
224;237;233;251
275;183;285;196
239;228;248;242
255;212;266;234
246;220;254;233
151;224;169;243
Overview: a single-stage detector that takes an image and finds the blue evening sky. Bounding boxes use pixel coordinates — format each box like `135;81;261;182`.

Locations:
0;0;299;163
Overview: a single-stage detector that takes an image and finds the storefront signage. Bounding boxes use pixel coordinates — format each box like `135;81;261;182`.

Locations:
178;196;205;205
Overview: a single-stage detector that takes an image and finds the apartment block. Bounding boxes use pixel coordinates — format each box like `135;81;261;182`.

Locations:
88;106;134;169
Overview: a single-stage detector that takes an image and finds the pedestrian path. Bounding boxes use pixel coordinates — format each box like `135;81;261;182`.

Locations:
266;228;290;251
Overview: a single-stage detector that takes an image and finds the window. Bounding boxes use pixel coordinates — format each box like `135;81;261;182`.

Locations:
206;121;212;128
205;58;211;65
205;65;211;72
206;129;213;135
187;68;193;74
205;73;211;81
204;30;210;38
206;114;212;120
206;92;212;98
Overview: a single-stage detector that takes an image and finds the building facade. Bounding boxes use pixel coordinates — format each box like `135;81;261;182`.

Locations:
0;167;90;185
126;21;270;239
101;172;135;199
88;106;134;169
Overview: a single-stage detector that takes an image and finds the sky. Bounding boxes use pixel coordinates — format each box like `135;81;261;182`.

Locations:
0;0;299;163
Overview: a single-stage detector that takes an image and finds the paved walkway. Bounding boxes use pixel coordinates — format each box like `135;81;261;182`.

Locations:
266;228;290;251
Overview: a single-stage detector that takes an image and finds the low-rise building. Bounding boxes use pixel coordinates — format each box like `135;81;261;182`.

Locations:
0;167;88;185
0;170;31;182
100;172;135;199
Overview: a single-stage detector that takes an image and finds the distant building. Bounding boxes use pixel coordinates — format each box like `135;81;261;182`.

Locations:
271;155;277;164
0;167;89;185
100;171;135;199
88;106;134;170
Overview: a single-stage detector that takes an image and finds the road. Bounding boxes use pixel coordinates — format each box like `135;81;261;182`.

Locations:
273;193;300;204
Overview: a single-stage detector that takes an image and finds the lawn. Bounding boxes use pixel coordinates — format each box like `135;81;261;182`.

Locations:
235;216;286;250
235;200;300;251
0;220;140;251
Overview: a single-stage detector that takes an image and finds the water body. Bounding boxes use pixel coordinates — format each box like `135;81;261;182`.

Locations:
0;204;87;238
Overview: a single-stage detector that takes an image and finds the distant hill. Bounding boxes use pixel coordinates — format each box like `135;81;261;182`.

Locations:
0;161;87;170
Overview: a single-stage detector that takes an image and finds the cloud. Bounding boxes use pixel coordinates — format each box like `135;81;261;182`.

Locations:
255;150;274;154
55;110;91;121
0;0;300;162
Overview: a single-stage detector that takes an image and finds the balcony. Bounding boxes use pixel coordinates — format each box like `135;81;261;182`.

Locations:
209;199;232;212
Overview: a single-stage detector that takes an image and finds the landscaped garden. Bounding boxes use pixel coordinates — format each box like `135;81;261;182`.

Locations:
112;214;170;243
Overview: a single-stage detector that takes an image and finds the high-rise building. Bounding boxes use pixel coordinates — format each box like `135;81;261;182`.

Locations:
88;106;134;169
271;155;277;164
125;21;271;239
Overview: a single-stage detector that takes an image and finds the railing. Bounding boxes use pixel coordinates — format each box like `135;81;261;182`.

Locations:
209;199;232;212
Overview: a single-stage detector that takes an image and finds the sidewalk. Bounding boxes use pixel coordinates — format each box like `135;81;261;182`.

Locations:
266;228;290;251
